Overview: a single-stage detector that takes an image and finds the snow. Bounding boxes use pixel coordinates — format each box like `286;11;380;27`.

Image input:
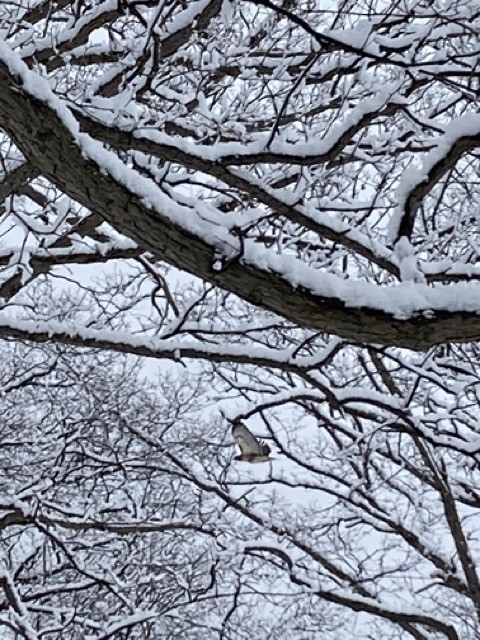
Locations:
0;316;336;372
82;609;157;639
394;236;424;283
162;0;212;34
2;28;480;327
0;41;81;134
324;21;373;49
133;83;404;163
17;0;119;59
240;241;480;319
390;113;480;241
3;30;480;324
3;6;480;639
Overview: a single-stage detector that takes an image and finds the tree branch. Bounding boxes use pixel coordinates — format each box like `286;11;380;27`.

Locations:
0;51;479;349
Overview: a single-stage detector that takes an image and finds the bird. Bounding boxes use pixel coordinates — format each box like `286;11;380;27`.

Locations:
231;421;271;463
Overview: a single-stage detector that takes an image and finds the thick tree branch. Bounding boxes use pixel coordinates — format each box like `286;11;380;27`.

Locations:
0;161;38;202
0;506;214;537
0;318;322;373
0;245;141;301
73;109;400;277
0;54;479;349
395;131;480;241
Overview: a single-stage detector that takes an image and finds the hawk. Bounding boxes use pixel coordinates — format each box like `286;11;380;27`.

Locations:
231;422;271;463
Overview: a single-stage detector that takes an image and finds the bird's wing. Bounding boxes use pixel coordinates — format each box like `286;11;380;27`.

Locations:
231;423;262;455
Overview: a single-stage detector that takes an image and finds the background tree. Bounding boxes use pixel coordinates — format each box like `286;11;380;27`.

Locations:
0;0;479;638
2;333;479;639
